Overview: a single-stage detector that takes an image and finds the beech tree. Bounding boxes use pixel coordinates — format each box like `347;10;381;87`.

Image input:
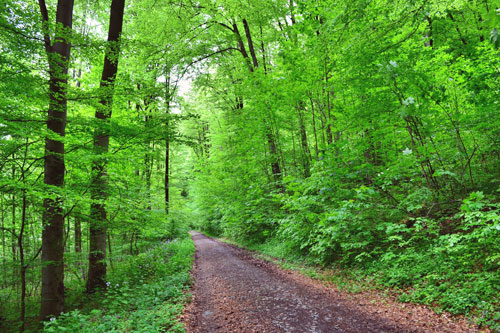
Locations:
87;0;126;293
38;0;74;321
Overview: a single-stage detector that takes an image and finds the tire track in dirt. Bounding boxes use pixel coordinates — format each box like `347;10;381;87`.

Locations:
182;231;481;333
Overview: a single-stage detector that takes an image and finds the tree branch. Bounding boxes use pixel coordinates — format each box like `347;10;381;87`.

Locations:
37;0;52;53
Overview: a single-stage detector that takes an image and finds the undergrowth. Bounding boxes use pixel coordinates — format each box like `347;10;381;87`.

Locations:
42;236;195;332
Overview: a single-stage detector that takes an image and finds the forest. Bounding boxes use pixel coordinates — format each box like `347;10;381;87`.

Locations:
1;0;500;331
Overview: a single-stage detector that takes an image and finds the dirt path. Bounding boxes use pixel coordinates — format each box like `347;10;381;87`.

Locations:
183;231;481;333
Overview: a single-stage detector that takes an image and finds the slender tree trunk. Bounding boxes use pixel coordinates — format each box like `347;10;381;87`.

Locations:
143;94;153;211
242;19;259;68
19;184;27;332
309;96;319;160
147;143;153;210
267;131;282;183
74;218;81;253
426;16;434;48
1;195;6;288
204;123;210;157
324;60;333;145
165;138;170;212
318;105;327;151
165;69;171;215
38;0;74;320
74;216;84;279
63;216;70;252
297;106;311;177
448;12;467;46
129;232;134;255
11;189;16;263
291;128;298;169
87;0;125;293
259;25;268;73
289;0;296;24
145;142;152;211
107;232;113;271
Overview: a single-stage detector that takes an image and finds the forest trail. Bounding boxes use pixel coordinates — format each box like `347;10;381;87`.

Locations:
182;232;479;333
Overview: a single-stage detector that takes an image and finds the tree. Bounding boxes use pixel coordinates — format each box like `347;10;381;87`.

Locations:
86;0;126;293
38;0;74;321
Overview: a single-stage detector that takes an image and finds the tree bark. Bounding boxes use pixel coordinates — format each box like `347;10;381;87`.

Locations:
19;183;27;332
309;96;320;160
87;0;125;293
38;0;74;321
165;136;170;214
242;19;259;68
144;97;153;211
233;23;253;72
74;216;84;280
164;66;171;215
74;218;81;253
1;195;6;288
11;187;16;263
324;60;333;145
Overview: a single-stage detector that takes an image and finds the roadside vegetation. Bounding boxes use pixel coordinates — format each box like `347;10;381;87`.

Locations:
43;236;194;333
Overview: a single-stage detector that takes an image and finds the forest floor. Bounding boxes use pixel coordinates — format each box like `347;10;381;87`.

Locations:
182;231;486;333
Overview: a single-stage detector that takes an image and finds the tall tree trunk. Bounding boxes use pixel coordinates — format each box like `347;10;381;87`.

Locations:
1;195;6;288
267;130;282;183
165;137;170;213
74;218;81;253
11;187;16;263
165;111;170;215
291;128;298;169
239;19;283;186
107;232;113;271
144;134;153;211
202;122;211;157
309;96;319;160
74;216;84;279
289;0;296;24
165;68;171;215
232;23;253;72
38;0;74;320
87;0;125;293
297;105;311;177
19;182;27;332
426;16;434;48
324;59;333;145
143;93;154;211
145;142;153;210
242;19;259;68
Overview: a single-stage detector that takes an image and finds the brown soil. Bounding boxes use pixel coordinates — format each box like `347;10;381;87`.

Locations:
182;231;484;333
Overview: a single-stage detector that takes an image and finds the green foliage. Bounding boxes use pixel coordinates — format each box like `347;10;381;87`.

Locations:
2;0;500;330
368;193;500;327
43;237;194;333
